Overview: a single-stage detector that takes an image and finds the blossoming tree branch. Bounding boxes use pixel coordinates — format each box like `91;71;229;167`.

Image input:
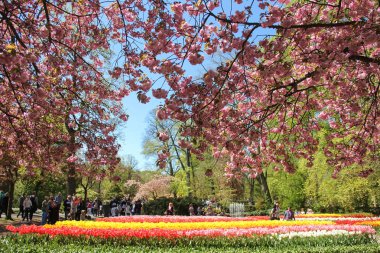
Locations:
131;0;379;178
0;0;379;187
0;0;133;194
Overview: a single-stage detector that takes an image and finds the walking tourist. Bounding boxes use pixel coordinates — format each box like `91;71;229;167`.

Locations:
17;194;25;219
22;196;32;222
41;196;49;225
63;195;72;220
29;192;38;221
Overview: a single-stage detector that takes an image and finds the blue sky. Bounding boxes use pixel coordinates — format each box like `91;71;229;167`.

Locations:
117;94;161;170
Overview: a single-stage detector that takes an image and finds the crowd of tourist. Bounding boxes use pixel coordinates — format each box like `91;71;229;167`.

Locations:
15;192;63;225
0;191;39;221
109;197;142;216
1;190;148;225
1;190;307;224
28;193;146;224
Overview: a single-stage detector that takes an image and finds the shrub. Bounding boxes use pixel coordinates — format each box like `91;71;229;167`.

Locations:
143;197;203;215
244;210;270;216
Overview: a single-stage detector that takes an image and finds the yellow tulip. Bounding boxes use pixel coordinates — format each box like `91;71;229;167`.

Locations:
46;220;333;230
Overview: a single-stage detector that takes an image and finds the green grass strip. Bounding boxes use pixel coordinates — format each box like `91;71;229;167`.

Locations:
0;234;378;252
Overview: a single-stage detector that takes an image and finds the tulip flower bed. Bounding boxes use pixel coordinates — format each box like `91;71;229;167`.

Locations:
6;222;374;238
295;213;380;230
42;219;336;230
2;214;379;252
295;213;376;221
296;213;374;219
0;234;379;253
335;218;380;230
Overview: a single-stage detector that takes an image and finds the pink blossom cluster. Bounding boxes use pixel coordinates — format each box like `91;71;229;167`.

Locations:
134;175;173;200
0;0;147;175
126;0;380;177
1;0;379;180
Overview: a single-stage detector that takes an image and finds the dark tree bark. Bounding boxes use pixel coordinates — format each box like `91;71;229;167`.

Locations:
6;179;15;220
4;164;17;220
67;166;76;196
185;148;192;198
257;172;272;206
248;177;255;206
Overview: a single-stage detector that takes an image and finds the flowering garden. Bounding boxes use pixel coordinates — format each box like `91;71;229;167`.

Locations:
1;0;379;252
1;213;379;253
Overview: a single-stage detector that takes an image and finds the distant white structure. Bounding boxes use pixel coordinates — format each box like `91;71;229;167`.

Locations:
229;203;245;217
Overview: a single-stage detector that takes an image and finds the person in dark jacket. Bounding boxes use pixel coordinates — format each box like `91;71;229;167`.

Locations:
75;197;84;221
17;194;26;219
165;202;175;215
134;199;142;215
0;192;9;218
48;197;59;224
29;192;38;221
63;195;72;220
0;190;3;217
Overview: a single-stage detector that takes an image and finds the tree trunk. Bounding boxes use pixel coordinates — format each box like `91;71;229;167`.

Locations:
65;88;78;196
191;162;196;196
209;178;216;196
167;160;178;198
4;164;17;220
67;166;76;196
168;159;174;176
170;135;191;197
248;177;255;206
84;187;88;204
257;172;272;206
6;179;15;220
66;120;77;195
314;173;319;205
34;179;42;195
185;148;192;198
230;178;245;202
185;170;192;197
98;181;101;196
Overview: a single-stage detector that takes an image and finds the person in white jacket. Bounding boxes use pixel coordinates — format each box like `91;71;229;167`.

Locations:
23;196;32;222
